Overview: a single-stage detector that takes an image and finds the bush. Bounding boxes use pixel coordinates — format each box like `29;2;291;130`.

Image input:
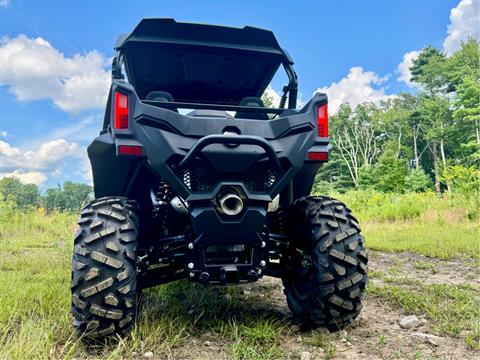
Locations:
357;142;409;193
311;189;478;222
311;179;341;195
445;165;480;195
334;190;426;221
404;168;432;192
443;165;480;219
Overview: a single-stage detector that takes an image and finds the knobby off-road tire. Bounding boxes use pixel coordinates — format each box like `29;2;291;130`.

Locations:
282;196;368;331
71;197;139;339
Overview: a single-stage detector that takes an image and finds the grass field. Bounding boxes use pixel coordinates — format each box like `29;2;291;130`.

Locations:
332;190;480;260
0;192;478;359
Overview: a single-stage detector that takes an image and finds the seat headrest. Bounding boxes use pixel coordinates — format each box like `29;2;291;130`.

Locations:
235;96;269;120
146;91;174;102
238;96;265;108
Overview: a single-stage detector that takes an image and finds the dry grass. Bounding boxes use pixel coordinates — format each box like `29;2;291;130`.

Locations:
1;192;479;358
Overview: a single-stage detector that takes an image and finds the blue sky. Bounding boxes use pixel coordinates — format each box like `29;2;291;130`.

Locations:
0;0;478;190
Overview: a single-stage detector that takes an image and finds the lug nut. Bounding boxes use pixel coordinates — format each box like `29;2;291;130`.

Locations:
260;260;267;267
189;272;195;278
187;262;195;269
188;243;194;250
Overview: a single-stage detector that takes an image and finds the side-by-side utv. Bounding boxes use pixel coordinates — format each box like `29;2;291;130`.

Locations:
71;18;368;339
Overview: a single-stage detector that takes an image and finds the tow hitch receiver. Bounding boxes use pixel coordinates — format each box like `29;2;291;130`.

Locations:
220;266;240;284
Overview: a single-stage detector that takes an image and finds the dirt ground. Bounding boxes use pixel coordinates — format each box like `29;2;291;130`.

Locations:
369;251;480;288
167;251;479;360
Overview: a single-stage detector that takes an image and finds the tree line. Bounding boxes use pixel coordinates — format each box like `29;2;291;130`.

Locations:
0;177;92;212
2;40;478;211
316;39;479;197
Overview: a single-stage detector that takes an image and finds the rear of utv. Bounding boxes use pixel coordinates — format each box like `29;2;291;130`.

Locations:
71;19;368;339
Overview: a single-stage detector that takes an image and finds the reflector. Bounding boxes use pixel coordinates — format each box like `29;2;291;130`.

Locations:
118;145;142;155
308;151;328;161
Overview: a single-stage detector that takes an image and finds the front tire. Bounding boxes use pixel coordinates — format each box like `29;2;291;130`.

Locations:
71;197;139;339
281;196;368;331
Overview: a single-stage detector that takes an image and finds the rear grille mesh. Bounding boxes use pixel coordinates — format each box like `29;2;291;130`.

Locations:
175;162;280;193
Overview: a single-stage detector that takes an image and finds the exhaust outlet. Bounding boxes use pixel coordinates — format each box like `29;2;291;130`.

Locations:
218;192;244;216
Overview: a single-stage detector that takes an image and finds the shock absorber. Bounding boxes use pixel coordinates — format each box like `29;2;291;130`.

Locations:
152;181;173;235
277;208;287;235
268;207;287;235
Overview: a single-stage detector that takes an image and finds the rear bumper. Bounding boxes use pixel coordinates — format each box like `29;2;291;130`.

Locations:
89;84;329;201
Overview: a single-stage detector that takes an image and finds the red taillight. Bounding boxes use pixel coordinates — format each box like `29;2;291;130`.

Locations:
118;145;142;156
317;103;328;137
308;151;328;161
114;91;129;129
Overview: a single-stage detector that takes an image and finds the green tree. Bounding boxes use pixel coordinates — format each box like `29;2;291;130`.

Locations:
445;39;480;90
452;77;480;164
418;95;453;194
315;103;357;190
0;177;40;209
366;142;408;193
44;181;93;212
333;102;381;186
404;168;432;193
314;149;356;191
410;46;448;93
374;95;418;160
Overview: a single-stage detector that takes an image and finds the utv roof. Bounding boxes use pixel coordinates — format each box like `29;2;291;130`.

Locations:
115;18;292;63
115;19;294;105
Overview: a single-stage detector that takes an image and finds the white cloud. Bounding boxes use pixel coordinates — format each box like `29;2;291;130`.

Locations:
0;140;21;159
443;0;480;55
75;157;93;185
48;114;101;143
0;130;8;138
0;171;47;185
397;50;421;87
314;67;391;114
0;0;10;8
0;139;85;185
0;35;110;113
23;139;82;169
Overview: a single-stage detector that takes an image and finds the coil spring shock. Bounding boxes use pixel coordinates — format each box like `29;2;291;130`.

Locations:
267;207;287;235
153;181;173;233
276;208;287;235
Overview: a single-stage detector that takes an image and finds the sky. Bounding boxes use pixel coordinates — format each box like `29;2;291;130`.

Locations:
0;0;479;190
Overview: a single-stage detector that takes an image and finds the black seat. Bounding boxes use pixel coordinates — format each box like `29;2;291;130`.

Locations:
235;97;269;120
146;90;174;102
145;91;177;112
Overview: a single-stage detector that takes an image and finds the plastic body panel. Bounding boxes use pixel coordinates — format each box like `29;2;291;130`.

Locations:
89;82;329;203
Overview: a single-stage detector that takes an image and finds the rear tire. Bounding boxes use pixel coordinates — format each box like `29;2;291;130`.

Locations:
281;196;368;331
71;197;139;340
